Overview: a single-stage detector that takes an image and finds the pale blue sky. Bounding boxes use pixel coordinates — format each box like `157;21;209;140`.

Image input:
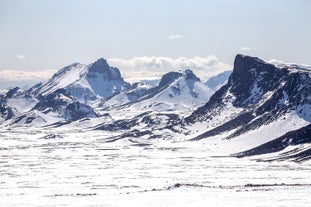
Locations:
0;0;310;71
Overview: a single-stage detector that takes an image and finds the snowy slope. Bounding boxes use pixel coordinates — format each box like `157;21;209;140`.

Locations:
205;70;232;90
148;69;214;109
34;58;130;102
0;87;39;122
1;54;311;162
0;58;131;127
0;89;7;95
103;81;156;108
7;97;38;114
35;63;87;96
119;69;214;113
177;54;311;160
101;55;311;162
97;69;215;122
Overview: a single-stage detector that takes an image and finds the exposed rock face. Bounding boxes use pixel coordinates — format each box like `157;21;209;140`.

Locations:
86;58;131;99
1;54;311;162
64;102;98;121
186;54;311;141
234;124;311;162
158;72;182;87
33;58;131;102
34;89;73;114
229;54;289;107
0;100;15;121
184;69;200;82
104;69;213;111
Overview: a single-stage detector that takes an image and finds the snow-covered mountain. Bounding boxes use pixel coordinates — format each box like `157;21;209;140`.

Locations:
0;58;133;126
0;58;221;128
104;69;214;113
33;58;131;102
0;87;37;122
0;98;15;122
140;69;213;112
182;54;311;161
186;55;310;134
205;70;232;90
1;54;310;161
101;54;311;161
88;69;216;135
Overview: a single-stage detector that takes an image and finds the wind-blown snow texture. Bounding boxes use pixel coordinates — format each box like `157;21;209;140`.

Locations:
1;128;311;207
1;54;311;162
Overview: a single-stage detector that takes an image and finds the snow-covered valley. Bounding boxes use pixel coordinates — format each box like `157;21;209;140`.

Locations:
1;128;311;207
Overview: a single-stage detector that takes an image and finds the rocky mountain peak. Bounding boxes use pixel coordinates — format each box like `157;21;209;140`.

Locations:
231;54;274;84
87;58;122;82
158;69;201;88
158;72;182;87
230;54;289;106
6;87;22;98
184;69;200;81
88;58;110;72
187;54;311;142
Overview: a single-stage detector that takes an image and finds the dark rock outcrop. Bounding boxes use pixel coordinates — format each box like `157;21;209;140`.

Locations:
187;54;311;141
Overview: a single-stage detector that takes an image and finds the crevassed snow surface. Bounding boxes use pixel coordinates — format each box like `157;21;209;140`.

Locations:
1;128;311;207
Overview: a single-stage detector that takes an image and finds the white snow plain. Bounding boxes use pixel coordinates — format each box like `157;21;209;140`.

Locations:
1;128;311;207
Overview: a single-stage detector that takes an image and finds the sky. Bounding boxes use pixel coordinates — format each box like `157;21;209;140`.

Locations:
0;0;311;88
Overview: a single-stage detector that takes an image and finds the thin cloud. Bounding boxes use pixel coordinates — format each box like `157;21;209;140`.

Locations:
121;71;164;83
0;69;57;89
16;54;26;60
0;56;232;89
168;34;184;40
240;47;252;51
269;59;311;70
268;59;287;65
0;70;56;81
108;56;231;82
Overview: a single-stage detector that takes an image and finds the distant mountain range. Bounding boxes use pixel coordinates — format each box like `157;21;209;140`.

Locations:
1;54;310;161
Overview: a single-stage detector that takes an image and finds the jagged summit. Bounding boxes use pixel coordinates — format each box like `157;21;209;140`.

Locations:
229;55;289;106
1;54;311;161
138;69;214;111
158;72;182;87
232;54;279;81
87;58;123;80
235;54;265;64
103;68;215;113
85;58;130;99
90;58;110;70
158;69;200;88
186;54;311;152
184;69;200;81
87;58;127;80
33;58;130;101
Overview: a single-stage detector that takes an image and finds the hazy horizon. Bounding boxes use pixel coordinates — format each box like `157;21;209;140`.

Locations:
1;0;311;89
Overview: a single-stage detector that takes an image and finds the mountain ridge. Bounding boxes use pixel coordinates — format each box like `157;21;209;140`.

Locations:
1;54;310;161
